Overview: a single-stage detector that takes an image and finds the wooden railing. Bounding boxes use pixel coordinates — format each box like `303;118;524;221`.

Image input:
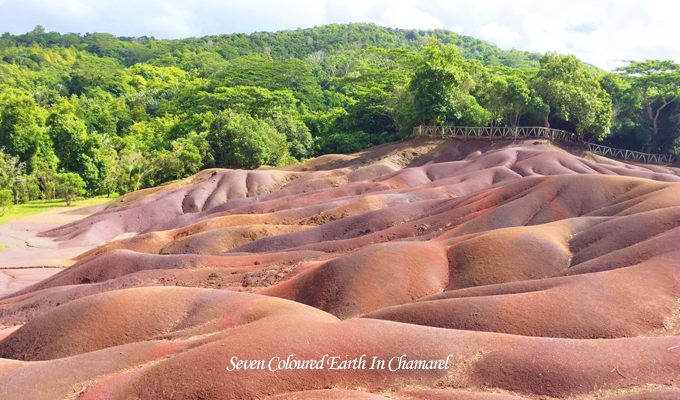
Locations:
586;143;676;165
414;125;579;142
413;125;676;165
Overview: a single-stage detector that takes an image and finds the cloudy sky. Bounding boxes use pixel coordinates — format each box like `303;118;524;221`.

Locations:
0;0;678;70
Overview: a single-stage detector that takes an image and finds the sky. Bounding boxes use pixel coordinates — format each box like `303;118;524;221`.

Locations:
0;0;678;71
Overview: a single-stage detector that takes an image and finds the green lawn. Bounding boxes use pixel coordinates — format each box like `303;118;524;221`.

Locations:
0;196;115;228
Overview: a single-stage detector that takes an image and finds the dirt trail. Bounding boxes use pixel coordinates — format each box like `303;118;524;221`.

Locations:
0;203;109;297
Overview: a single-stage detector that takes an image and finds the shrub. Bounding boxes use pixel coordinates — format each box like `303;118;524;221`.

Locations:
55;172;86;205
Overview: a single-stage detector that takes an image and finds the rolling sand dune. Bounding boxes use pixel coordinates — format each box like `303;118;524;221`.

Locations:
1;137;680;399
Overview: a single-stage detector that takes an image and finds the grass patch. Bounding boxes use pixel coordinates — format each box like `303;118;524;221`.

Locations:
0;196;116;227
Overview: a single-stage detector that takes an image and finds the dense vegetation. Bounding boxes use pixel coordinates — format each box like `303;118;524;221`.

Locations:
0;23;679;212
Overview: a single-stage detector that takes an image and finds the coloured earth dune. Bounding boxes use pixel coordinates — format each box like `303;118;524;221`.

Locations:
1;137;680;399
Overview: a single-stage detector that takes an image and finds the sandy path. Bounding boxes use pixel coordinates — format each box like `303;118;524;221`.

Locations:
0;203;109;297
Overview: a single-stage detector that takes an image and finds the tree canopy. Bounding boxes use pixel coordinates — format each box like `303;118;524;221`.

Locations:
0;24;678;206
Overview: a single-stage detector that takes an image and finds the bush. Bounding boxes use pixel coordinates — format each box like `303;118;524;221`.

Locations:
265;114;313;160
55;172;86;205
207;111;290;169
0;188;12;216
315;131;385;154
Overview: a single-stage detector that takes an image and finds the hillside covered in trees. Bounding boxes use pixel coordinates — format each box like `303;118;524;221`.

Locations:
0;23;679;209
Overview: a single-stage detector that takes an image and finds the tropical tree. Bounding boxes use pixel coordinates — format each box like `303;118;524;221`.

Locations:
30;147;58;199
47;102;109;193
617;60;680;136
480;68;538;126
0;187;11;216
55;172;85;205
0;89;46;163
533;53;613;139
207;110;290;169
0;150;28;204
616;60;680;151
265;113;313;159
408;38;490;126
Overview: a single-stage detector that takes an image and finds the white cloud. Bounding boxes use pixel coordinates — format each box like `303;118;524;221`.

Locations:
320;0;443;29
0;0;679;70
377;6;443;30
476;22;520;48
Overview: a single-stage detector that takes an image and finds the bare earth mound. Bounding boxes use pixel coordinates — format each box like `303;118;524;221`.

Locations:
1;137;680;399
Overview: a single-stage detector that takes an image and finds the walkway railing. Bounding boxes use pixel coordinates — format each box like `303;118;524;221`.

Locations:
585;143;675;165
414;125;578;142
413;125;676;165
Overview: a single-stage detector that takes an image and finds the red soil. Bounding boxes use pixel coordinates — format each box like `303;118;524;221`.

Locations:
1;138;680;399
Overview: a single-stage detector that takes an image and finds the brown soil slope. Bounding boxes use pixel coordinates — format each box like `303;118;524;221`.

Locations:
1;138;680;400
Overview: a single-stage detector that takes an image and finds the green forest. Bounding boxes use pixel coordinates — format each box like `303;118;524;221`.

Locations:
0;23;679;212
